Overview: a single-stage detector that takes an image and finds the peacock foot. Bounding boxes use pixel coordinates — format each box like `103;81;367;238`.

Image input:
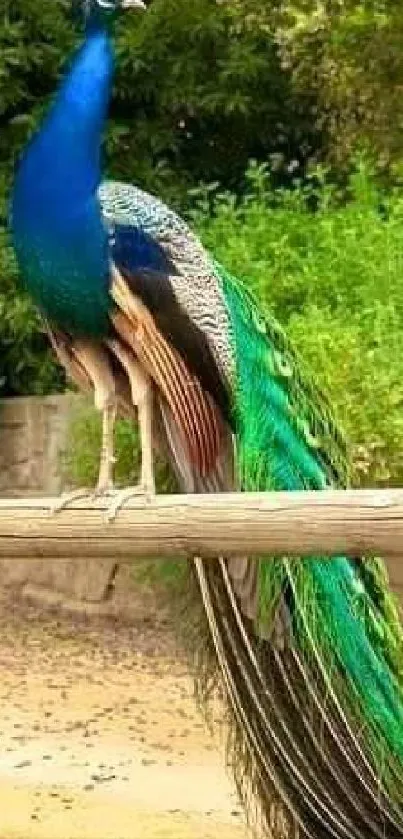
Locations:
49;488;94;515
49;480;116;515
105;481;156;523
49;481;155;521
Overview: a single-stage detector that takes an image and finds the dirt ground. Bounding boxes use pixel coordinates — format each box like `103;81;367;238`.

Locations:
0;589;248;839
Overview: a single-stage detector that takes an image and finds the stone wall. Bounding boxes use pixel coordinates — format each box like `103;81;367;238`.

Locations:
0;393;118;606
0;393;81;497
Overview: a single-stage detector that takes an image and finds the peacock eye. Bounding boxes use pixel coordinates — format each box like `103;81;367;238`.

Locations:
273;349;293;378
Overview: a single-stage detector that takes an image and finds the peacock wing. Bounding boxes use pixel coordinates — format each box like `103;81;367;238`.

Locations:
108;265;228;478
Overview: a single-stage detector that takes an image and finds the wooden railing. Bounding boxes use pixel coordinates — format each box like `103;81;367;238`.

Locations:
0;491;402;571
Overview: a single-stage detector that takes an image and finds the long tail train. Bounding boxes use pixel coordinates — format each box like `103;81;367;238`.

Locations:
158;266;403;838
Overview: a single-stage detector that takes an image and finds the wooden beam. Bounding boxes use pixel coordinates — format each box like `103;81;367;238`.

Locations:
0;490;402;565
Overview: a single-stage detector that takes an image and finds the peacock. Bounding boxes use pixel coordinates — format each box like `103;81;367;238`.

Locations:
10;1;403;836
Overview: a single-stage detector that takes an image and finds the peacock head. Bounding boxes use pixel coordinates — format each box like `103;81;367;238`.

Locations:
74;0;146;29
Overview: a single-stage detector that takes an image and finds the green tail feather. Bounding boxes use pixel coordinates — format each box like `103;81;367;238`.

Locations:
217;262;403;795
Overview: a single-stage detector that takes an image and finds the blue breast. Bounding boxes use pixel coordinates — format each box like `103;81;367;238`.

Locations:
11;29;114;337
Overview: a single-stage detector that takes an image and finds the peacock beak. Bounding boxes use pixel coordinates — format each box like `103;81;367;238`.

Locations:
121;0;146;9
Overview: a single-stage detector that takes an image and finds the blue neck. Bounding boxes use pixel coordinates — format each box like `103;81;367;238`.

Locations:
15;24;114;210
85;7;116;36
10;25;115;337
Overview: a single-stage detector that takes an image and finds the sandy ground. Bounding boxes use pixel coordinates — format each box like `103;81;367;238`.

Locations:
0;591;248;839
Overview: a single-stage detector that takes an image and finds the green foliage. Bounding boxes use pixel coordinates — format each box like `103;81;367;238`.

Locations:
272;0;403;172
112;0;319;194
192;161;403;487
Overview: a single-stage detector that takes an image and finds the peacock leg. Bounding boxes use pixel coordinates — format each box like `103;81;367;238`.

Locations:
106;339;156;521
94;400;117;493
51;340;117;514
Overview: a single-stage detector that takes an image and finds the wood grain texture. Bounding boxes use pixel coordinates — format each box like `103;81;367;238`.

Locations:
0;491;402;571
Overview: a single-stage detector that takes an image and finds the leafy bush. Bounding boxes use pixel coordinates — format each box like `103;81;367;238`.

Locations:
192;161;403;487
272;0;403;173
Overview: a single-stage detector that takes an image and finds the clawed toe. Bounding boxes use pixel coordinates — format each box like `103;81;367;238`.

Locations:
106;484;155;522
49;488;92;515
49;483;155;522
